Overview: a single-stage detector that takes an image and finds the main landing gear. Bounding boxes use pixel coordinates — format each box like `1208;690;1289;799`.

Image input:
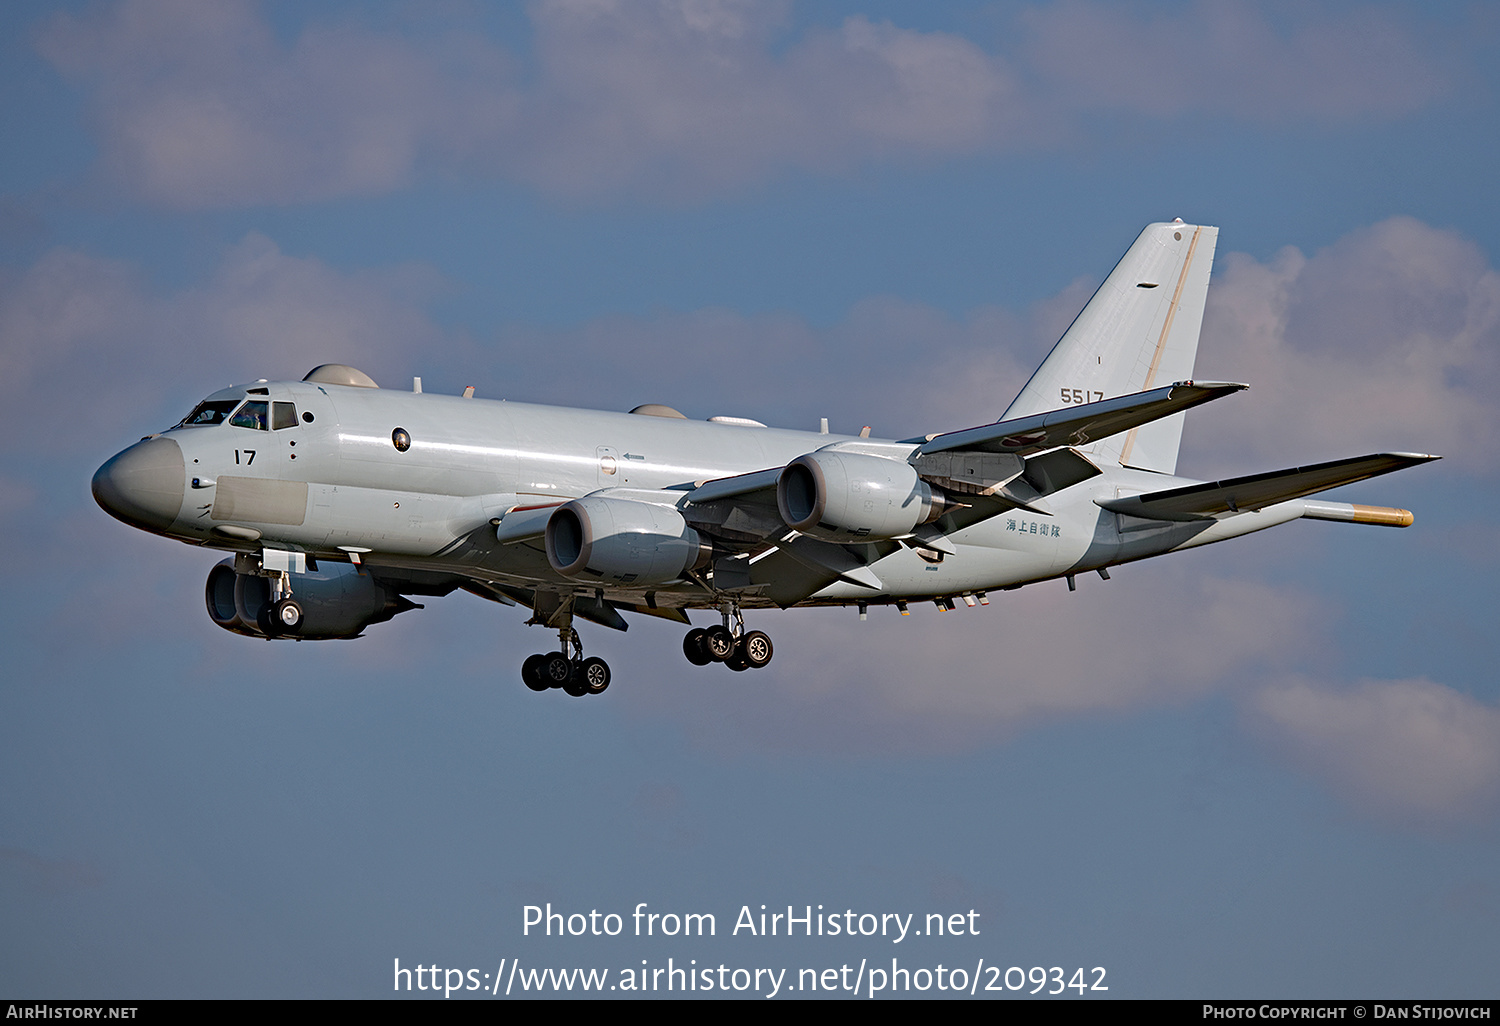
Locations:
682;603;773;672
520;626;610;698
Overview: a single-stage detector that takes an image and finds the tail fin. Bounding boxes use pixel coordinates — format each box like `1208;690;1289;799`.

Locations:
1001;220;1218;474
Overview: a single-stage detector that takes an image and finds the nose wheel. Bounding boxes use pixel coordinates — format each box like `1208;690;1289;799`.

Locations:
519;627;611;697
257;571;304;637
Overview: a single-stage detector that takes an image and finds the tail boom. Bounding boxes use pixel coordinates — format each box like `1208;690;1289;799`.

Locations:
1300;500;1415;527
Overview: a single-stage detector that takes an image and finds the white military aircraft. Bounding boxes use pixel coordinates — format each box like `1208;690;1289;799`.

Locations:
93;220;1436;696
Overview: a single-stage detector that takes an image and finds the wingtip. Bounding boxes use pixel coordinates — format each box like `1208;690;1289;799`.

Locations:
1171;380;1249;392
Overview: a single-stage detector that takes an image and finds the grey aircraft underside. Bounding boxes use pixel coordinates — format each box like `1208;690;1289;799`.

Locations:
93;220;1437;696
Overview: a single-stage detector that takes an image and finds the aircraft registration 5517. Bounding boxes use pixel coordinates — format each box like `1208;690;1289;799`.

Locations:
93;221;1437;696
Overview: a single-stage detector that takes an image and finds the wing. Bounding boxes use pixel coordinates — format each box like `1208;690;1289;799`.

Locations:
1097;453;1440;522
683;469;893;606
913;381;1245;458
677;445;1117;607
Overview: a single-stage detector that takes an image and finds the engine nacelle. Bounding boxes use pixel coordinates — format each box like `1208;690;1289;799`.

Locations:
204;558;412;639
546;496;711;585
777;451;945;542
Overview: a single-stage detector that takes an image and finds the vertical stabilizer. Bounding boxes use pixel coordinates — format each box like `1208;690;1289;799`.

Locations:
1001;221;1218;474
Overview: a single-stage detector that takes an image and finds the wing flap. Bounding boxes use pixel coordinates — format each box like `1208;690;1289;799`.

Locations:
1097;453;1439;522
915;382;1246;459
773;535;884;590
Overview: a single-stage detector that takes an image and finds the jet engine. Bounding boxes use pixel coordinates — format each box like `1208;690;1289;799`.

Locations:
204;558;415;639
546;496;711;585
777;451;947;542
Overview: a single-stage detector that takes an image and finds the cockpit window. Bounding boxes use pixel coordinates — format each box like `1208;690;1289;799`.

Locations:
229;400;270;430
179;399;242;427
271;402;298;430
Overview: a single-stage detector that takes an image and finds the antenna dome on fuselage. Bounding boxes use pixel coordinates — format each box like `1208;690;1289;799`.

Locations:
304;364;379;388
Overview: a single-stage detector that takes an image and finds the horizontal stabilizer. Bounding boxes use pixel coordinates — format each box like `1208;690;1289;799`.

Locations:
916;382;1245;459
1098;453;1439;522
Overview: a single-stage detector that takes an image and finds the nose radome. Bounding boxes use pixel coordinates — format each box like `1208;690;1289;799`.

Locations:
92;436;186;532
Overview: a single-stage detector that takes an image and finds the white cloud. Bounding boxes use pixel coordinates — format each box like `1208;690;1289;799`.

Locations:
487;295;1032;437
0;233;448;451
1184;217;1500;476
623;564;1326;753
1021;0;1448;121
1246;677;1500;827
37;0;512;207
512;5;1024;195
35;0;1453;207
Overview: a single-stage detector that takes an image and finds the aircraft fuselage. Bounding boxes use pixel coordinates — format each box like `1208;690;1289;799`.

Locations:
96;375;1296;611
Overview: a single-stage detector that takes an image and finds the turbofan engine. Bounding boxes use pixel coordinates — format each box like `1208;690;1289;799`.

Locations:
777;451;948;542
546;496;712;585
204;558;415;639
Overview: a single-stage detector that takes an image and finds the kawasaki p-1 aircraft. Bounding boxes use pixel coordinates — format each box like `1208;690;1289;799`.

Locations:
93;220;1436;697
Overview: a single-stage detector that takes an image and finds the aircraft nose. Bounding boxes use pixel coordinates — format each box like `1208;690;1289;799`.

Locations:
92;436;186;532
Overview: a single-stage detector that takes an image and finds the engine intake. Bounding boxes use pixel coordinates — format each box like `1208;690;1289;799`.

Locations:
546;496;711;585
777;451;947;542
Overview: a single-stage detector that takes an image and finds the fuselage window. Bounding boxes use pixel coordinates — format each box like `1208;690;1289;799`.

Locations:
271;402;298;430
230;400;270;430
179;399;242;427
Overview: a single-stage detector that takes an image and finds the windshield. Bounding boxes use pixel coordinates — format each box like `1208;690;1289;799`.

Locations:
179;399;242;427
230;400;269;430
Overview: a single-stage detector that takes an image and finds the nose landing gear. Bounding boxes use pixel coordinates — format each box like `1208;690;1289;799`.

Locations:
257;568;303;637
682;603;773;672
520;626;611;697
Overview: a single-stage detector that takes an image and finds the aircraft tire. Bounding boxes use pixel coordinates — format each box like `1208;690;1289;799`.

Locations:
562;671;589;697
542;652;573;688
683;628;712;666
740;630;773;669
274;598;304;634
580;657;611;695
726;651;751;671
703;625;736;662
521;654;549;692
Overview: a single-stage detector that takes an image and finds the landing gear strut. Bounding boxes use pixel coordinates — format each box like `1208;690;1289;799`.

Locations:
682;602;773;672
258;569;303;637
520;625;611;697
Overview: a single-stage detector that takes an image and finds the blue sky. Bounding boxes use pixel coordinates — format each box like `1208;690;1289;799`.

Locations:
2;0;1497;999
